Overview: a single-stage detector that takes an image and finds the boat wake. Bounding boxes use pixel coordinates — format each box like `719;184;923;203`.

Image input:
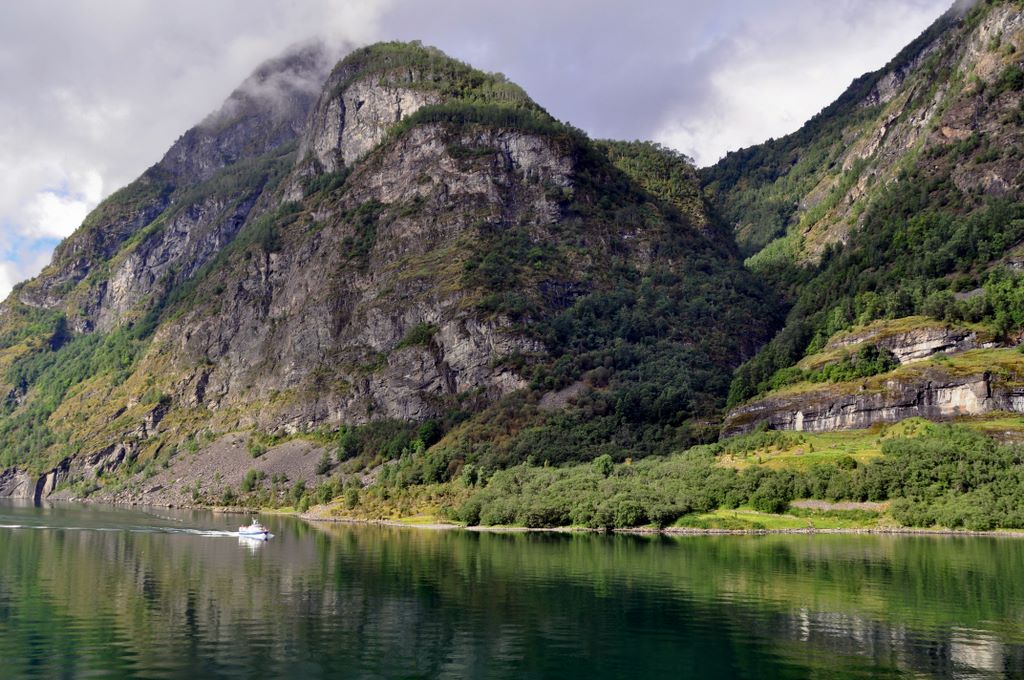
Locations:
0;523;251;538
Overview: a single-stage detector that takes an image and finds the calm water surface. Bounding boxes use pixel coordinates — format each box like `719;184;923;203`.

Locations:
0;502;1022;678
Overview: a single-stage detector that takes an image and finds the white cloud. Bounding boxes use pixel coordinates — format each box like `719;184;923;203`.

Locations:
20;170;104;240
654;0;949;164
0;247;56;300
0;262;19;299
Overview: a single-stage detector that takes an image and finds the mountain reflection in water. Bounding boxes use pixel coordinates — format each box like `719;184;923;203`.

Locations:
0;501;1020;678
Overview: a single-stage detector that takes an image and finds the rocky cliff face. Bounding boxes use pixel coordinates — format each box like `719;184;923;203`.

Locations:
725;314;1023;436
161;122;576;430
715;0;1024;426
298;72;440;173
819;320;998;365
706;0;1024;261
0;41;773;500
723;366;1024;437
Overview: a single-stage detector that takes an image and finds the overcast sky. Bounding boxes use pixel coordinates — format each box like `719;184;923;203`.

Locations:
0;0;950;298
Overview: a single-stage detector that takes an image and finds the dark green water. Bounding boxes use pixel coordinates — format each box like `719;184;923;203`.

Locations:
0;503;1023;678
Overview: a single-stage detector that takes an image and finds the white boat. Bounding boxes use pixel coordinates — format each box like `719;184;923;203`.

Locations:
238;517;270;540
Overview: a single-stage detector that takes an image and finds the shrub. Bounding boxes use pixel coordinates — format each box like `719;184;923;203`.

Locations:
592;454;614;478
316;450;333;475
479;500;517;526
750;489;789;514
221;487;238;506
612;499;647;528
453;497;482;525
396;323;437;349
241;469;265;493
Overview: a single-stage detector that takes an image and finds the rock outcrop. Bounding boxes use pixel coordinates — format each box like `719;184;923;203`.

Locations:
822;321;997;364
723;365;1024;437
160;121;574;429
0;468;43;501
298;72;440;172
705;1;1024;260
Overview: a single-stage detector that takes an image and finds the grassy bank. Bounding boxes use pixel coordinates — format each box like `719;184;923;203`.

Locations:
295;416;1024;534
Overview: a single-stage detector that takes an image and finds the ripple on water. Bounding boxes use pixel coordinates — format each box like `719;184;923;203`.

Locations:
0;507;1023;678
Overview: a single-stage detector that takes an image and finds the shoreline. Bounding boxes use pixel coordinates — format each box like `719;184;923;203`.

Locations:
297;513;1024;538
44;497;1024;538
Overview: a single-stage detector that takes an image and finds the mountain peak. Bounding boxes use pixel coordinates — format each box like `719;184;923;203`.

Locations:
160;40;334;184
297;40;540;173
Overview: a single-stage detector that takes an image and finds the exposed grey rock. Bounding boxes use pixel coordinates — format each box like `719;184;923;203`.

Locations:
0;468;42;500
826;325;997;364
94;194;260;332
723;369;1024;436
164;122;570;430
298;74;440;173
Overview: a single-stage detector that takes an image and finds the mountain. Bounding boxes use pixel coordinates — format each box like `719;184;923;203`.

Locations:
705;0;1024;434
0;41;774;502
452;0;1024;533
5;1;1022;532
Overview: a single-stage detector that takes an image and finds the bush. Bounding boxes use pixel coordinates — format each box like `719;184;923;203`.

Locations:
396;323;437;349
453;497;482;525
592;454;614;478
890;498;935;528
289;481;307;508
612;499;647;528
241;469;265;493
519;501;571;528
221;487;238;506
316;450;333;475
479;499;517;526
750;489;789;514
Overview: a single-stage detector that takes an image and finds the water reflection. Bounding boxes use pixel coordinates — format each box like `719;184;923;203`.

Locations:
0;502;1021;678
237;535;267;553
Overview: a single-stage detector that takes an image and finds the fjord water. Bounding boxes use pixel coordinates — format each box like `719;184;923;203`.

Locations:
0;504;1022;679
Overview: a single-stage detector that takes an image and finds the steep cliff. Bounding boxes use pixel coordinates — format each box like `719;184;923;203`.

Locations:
0;42;774;501
722;346;1024;436
704;0;1021;265
716;0;1024;432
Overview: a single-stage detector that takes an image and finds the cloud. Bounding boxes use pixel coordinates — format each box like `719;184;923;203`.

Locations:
20;171;104;241
0;262;20;300
652;0;950;164
0;236;61;299
372;0;949;165
0;0;952;298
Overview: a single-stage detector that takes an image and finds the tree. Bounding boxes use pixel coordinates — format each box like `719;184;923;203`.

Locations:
593;454;614;478
316;450;332;475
